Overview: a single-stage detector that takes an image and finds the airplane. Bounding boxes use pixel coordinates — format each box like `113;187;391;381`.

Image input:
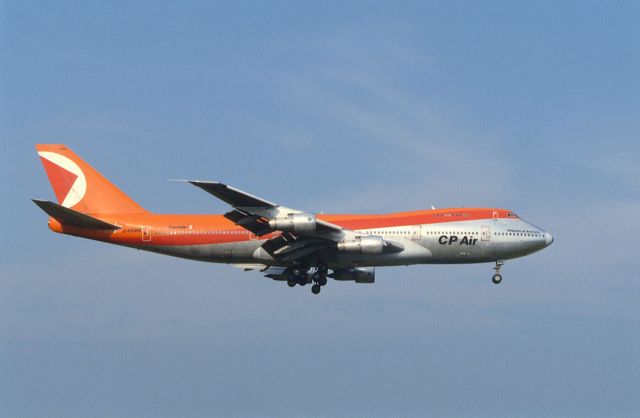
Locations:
33;144;553;295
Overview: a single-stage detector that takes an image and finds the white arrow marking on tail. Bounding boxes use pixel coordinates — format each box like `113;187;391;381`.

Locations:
38;151;87;208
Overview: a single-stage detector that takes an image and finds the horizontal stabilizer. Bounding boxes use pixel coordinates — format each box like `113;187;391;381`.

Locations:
32;199;121;230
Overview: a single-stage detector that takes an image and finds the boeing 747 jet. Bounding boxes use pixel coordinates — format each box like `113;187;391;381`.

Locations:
34;144;553;295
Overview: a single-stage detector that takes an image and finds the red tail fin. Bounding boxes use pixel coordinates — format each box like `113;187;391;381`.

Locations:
36;144;148;214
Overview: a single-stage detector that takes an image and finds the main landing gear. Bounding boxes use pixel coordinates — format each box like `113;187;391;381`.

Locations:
287;267;308;287
310;263;329;295
287;263;329;295
492;260;504;284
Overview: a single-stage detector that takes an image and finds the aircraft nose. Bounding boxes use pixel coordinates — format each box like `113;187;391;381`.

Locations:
545;232;554;246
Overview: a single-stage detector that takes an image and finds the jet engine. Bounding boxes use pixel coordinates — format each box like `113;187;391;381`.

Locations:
330;267;375;283
337;236;385;254
269;213;316;233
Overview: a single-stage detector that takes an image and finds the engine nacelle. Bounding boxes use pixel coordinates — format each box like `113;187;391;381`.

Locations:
337;236;384;255
269;213;316;234
331;267;375;283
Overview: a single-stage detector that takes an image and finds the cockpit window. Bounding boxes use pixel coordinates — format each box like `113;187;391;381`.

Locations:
507;212;519;218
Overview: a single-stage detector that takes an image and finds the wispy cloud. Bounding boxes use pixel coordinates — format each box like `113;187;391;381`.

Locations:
271;44;515;211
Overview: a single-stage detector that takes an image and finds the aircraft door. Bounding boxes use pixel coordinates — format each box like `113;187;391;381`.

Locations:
481;226;490;241
411;225;421;241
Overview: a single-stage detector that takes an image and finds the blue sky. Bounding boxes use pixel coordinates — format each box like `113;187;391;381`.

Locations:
1;1;639;417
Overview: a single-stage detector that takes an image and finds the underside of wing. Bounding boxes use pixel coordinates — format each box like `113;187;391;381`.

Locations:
259;232;333;262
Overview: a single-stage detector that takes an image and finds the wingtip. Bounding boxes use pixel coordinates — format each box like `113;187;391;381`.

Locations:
168;179;225;185
188;180;226;187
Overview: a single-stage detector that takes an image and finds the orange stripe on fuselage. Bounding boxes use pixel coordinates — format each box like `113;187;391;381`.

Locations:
50;208;513;247
319;208;508;230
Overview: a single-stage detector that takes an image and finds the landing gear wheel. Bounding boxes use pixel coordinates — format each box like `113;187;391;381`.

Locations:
287;280;296;287
311;284;321;294
491;260;505;285
311;271;328;286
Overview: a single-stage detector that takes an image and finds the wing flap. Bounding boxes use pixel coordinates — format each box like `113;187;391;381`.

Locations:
278;244;328;262
261;232;297;257
223;210;272;236
260;232;333;262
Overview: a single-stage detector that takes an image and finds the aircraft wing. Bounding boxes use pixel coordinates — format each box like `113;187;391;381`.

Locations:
185;180;402;263
186;180;343;235
188;181;277;208
184;180;343;261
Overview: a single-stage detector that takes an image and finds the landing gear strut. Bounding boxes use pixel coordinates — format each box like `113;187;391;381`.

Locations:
310;263;329;295
492;260;504;284
311;272;328;286
317;263;328;275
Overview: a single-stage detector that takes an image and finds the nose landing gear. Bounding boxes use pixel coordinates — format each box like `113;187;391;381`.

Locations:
492;260;504;284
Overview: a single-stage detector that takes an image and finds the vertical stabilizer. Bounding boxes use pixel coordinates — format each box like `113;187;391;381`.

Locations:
35;144;148;214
